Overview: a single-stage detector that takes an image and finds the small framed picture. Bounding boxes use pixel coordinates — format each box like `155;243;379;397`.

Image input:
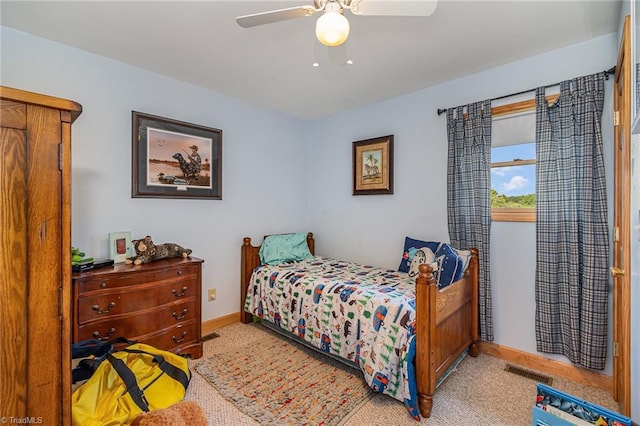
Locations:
109;231;133;263
353;135;394;195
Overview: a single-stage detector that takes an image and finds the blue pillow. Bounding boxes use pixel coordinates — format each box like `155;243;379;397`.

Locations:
399;237;467;288
407;247;437;279
259;232;312;265
434;243;466;288
398;237;439;273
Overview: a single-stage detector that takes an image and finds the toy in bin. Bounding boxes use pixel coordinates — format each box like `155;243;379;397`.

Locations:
532;383;631;426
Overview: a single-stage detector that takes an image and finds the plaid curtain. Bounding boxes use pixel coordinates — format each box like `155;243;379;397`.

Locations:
446;100;493;341
534;72;609;370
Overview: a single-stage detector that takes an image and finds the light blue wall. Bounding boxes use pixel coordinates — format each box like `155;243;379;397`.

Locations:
1;26;309;323
305;34;618;375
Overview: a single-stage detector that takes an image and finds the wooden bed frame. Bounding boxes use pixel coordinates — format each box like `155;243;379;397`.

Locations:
240;232;479;418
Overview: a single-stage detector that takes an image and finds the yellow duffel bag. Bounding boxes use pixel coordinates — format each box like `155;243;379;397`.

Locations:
72;343;191;426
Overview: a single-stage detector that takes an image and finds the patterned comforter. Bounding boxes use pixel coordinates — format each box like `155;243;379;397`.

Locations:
244;255;423;419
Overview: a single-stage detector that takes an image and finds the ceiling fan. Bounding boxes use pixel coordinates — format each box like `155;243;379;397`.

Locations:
236;0;438;47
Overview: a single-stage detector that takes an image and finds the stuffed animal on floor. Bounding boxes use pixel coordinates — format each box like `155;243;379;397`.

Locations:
130;401;207;426
125;235;192;265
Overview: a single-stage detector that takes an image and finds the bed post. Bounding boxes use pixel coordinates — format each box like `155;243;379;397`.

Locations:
415;263;437;418
468;248;480;357
240;237;259;324
306;232;315;255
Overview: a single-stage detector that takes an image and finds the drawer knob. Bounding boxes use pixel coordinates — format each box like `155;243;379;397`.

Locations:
93;328;116;341
92;302;116;314
172;308;188;320
172;286;188;297
100;282;107;288
177;270;183;276
172;331;187;344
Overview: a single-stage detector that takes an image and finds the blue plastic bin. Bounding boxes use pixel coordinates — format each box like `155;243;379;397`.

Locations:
532;383;631;426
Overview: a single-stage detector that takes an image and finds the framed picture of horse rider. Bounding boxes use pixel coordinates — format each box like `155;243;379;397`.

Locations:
352;135;393;195
132;111;222;199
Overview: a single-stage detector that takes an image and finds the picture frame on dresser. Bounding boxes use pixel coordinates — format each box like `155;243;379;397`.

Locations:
132;111;222;199
108;231;132;263
352;134;394;195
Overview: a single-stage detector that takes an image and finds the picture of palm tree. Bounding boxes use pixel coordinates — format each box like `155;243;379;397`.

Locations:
353;135;393;195
362;149;382;180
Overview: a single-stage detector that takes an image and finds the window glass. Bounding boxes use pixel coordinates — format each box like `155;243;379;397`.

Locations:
491;143;536;209
491;143;535;162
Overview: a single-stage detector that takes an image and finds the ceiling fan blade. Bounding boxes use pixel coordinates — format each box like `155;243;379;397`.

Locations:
236;6;317;28
349;0;438;16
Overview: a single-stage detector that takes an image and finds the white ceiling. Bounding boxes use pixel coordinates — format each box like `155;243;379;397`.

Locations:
1;0;621;120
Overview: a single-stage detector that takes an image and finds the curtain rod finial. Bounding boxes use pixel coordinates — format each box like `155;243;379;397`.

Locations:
437;108;447;116
605;65;616;80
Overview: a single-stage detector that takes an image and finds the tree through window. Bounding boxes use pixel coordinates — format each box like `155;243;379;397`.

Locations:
491;143;536;204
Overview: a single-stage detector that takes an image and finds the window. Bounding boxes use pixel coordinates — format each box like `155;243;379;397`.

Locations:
491;142;536;222
484;94;559;222
490;98;543;222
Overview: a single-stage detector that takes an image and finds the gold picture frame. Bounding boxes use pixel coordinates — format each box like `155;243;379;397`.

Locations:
352;135;394;195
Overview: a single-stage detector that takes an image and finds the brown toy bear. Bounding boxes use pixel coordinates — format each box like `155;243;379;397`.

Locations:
125;236;192;265
130;401;207;426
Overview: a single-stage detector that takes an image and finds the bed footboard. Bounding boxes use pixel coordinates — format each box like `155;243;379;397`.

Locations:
415;247;479;418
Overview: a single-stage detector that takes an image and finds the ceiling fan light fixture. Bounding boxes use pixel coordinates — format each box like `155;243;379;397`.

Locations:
315;4;350;47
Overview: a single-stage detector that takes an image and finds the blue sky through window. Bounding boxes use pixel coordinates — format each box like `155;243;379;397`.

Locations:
491;142;535;196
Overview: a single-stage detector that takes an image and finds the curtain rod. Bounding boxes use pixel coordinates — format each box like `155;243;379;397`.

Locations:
436;66;616;116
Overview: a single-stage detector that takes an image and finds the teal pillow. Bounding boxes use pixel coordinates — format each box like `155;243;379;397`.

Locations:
259;232;312;265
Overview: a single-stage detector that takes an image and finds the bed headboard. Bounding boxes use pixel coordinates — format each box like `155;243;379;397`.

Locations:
240;232;314;323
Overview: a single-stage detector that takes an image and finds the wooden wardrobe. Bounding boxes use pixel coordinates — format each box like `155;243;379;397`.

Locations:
0;86;82;424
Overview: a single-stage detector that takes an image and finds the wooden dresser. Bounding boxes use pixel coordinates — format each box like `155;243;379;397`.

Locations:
72;257;203;359
1;86;82;424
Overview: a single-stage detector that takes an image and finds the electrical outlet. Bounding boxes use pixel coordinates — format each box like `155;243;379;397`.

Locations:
208;288;216;301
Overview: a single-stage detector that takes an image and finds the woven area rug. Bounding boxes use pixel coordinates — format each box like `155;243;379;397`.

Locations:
194;331;373;426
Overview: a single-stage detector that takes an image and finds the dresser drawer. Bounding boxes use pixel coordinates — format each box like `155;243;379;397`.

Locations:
75;264;200;293
77;279;197;324
77;300;198;341
139;322;199;353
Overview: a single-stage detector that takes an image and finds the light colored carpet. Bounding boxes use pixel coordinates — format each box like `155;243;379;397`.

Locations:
185;322;619;425
193;329;372;425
